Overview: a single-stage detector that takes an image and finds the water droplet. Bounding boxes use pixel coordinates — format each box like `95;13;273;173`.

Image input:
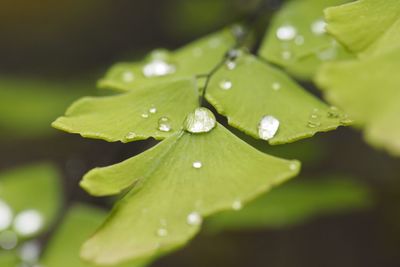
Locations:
143;60;176;77
19;241;41;263
272;82;281;91
289;162;298;171
0;199;13;231
186;212;202;226
327;106;340;118
258;115;280;141
294;35;305;45
311;19;327;35
192;161;202;169
156;228;168;237
125;132;136;140
149;106;157;114
141;113;149;118
192;47;203;57
276;25;297;41
231;24;246;39
184;108;216;134
158;117;172;132
0;230;18;250
232;200;242;211
225;60;236;70
219;79;232;90
122;71;134;83
307;109;322;128
13;210;43;237
281;51;292;60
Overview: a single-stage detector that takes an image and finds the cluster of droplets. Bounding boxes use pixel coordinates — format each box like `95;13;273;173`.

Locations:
0;199;43;266
306;106;349;129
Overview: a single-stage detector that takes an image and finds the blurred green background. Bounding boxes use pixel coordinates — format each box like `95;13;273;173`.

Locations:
0;1;400;267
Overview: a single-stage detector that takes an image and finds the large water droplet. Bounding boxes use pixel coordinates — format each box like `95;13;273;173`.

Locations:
143;60;176;77
184;108;216;134
192;161;202;169
158;117;172;132
122;71;134;83
219;79;232;90
311;19;327;35
276;25;297;41
156;228;168;237
186;212;202;226
13;210;43;237
0;199;13;231
258;115;280;141
232;200;243;211
0;230;18;250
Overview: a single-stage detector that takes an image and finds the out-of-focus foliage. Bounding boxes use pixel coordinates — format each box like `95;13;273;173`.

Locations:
316;0;400;156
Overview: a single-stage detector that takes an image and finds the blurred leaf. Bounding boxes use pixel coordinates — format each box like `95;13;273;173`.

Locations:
0;78;92;138
206;53;351;145
206;176;371;232
40;204;150;267
259;0;352;79
79;123;299;265
98;29;235;92
316;0;400;156
0;163;62;237
0;251;18;266
53;78;198;142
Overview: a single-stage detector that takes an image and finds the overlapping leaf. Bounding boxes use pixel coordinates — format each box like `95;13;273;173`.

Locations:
52;78;199;142
259;0;352;79
98;29;236;92
317;0;400;155
79;123;300;265
206;53;350;145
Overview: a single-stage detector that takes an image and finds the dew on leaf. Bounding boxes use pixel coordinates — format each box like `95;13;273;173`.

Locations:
281;51;292;60
294;35;305;46
219;79;232;90
0;199;13;231
142;60;176;78
232;200;243;211
156;228;168;237
149;106;157;114
158;117;172;132
225;60;236;70
141;113;149;119
258;115;280;141
231;24;246;39
122;71;134;83
327;106;340;118
13;210;43;237
0;230;18;250
307;109;322;128
289;161;298;171
186;212;202;226
272;82;281;91
184;108;216;134
19;241;41;263
125;132;137;141
192;161;202;169
276;25;297;41
311;19;327;35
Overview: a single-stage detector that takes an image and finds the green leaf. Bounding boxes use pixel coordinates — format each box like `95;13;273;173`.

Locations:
79;124;300;265
0;78;92;138
52;78;199;142
0;163;62;237
98;29;235;92
0;251;18;266
206;53;350;145
206;176;371;232
316;0;400;156
259;0;352;79
40;204;150;267
325;0;400;57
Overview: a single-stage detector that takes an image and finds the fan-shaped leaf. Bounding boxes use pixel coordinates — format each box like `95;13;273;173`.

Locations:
80;123;300;265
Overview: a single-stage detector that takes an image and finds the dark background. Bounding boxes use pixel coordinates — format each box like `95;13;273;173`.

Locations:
1;1;400;266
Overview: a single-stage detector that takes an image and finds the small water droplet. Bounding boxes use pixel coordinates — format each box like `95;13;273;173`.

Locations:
225;60;236;70
149;106;157;114
19;241;41;263
125;132;136;140
192;161;202;169
231;24;246;39
158;117;172;132
156;228;168;237
327;106;340;118
13;210;43;237
0;199;13;231
272;82;281;91
0;230;18;250
311;19;327;35
294;35;305;45
258;115;280;141
281;51;292;60
122;71;134;83
276;25;297;41
141;113;149;118
232;200;242;211
219;79;232;90
289;162;298;171
184;108;216;134
186;212;202;226
143;60;176;77
307;109;322;128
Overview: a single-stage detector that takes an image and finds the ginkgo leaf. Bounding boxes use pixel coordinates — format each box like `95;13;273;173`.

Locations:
325;0;400;57
259;0;352;79
206;53;351;145
41;204;151;267
79;122;300;265
317;0;400;156
98;28;236;92
0;163;62;238
52;78;199;142
206;176;371;232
